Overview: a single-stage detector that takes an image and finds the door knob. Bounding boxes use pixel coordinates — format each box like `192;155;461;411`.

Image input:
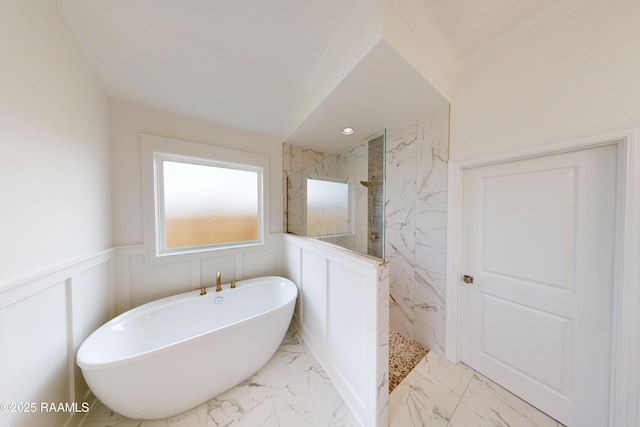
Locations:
463;275;474;284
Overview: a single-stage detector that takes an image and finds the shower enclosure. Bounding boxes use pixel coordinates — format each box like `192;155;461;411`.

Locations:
287;131;385;259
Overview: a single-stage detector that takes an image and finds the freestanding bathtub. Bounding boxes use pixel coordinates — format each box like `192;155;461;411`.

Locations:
76;276;297;420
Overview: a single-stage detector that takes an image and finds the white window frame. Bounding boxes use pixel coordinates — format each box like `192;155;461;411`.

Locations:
140;134;269;264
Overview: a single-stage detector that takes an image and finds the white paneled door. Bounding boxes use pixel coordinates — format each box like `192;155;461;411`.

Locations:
460;145;618;426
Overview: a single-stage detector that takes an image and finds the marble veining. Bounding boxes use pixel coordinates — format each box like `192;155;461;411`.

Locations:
80;326;360;427
81;315;563;427
387;228;416;339
385;106;450;355
448;373;557;427
285;137;379;257
283;144;327;175
287;108;450;355
389;351;563;427
283;143;327;233
376;261;390;427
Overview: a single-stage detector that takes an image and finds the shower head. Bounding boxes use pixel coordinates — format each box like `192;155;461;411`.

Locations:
359;175;377;193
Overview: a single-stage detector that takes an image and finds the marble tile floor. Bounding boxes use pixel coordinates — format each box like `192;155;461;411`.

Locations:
389;351;567;427
81;325;566;427
80;326;360;427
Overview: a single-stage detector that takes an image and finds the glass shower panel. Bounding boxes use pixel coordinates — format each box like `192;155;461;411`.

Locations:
286;130;385;259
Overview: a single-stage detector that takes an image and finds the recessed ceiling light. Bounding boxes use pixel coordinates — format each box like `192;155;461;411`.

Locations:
342;127;355;135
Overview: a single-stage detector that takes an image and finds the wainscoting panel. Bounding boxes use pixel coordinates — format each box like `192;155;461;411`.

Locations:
114;235;283;314
300;249;327;353
5;282;69;427
1;234;386;427
283;234;389;427
282;240;302;320
241;237;282;279
129;254;192;307
327;262;368;399
0;250;114;427
70;261;115;410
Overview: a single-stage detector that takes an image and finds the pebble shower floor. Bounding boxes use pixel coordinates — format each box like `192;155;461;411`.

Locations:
388;328;428;392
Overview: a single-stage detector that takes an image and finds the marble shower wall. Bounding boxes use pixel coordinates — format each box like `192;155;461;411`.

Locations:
284;108;449;355
284;139;372;256
385;106;449;356
283;144;328;234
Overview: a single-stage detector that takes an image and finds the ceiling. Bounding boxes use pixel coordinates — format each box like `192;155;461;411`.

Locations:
55;0;584;153
422;0;586;67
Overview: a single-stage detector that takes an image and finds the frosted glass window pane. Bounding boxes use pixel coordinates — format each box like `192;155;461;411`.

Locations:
307;178;349;236
162;161;259;249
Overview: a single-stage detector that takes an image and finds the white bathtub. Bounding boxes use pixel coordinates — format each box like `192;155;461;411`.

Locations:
77;276;297;420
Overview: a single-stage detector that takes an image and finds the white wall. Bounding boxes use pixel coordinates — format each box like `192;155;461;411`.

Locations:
450;0;640;159
110;100;285;246
0;2;112;426
449;2;640;424
0;0;111;285
109;101;286;310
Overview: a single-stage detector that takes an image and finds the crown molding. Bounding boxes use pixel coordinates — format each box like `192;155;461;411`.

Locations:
303;0;380;92
461;0;588;70
384;0;461;77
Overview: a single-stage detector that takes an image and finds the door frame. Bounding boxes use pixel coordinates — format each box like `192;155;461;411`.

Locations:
445;127;640;427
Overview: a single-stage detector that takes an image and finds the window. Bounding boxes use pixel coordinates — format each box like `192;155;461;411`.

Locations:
161;159;260;249
306;177;350;236
141;135;268;261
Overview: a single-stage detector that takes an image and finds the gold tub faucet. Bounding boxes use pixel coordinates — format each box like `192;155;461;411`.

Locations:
216;272;222;292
